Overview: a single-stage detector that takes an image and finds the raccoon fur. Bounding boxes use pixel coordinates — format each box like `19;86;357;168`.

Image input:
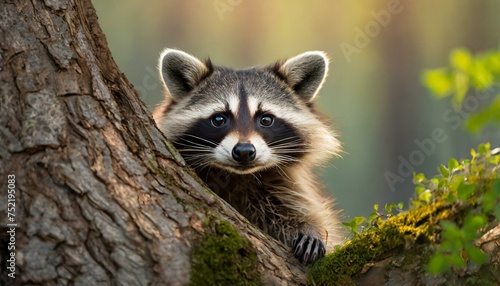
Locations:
153;48;342;263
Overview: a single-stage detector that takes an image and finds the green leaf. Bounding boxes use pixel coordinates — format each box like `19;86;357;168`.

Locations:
353;216;365;226
494;179;500;194
449;253;466;267
470;61;493;89
397;202;404;210
470;148;477;158
368;212;378;221
450;48;472;71
465;97;500;133
439;164;449;177
449;175;465;191
463;214;486;234
480;181;499;212
445;191;457;203
342;221;358;234
423;69;452;97
439;240;454;252
457;182;476;201
465;246;487;264
478;143;490;155
414;173;426;184
418;189;432;203
373;204;379;212
415;185;426;195
427;254;449;275
448;158;459;171
452;72;469;107
441;221;462;241
385;203;394;213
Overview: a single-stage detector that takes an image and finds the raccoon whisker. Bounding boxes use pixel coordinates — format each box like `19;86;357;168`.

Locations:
269;142;309;149
174;140;208;147
272;150;310;156
189;160;212;169
182;157;208;166
269;141;305;148
181;154;212;168
182;134;218;146
175;139;215;149
271;143;306;147
177;149;213;153
275;155;301;163
271;149;309;153
268;136;303;146
270;140;307;145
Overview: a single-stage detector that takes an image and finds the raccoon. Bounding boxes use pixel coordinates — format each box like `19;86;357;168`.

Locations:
153;48;342;263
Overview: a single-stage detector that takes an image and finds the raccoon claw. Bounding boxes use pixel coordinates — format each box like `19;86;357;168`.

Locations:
292;232;326;263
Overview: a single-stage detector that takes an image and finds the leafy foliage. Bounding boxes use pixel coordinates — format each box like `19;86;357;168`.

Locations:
415;143;500;274
324;144;499;284
320;48;500;284
422;48;500;132
342;202;404;235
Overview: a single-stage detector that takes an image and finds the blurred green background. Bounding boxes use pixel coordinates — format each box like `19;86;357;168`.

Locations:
94;1;500;220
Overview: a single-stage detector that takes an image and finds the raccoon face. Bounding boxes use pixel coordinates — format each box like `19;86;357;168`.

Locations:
154;49;340;174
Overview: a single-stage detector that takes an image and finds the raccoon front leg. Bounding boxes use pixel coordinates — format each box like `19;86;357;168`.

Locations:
291;227;327;263
262;172;338;264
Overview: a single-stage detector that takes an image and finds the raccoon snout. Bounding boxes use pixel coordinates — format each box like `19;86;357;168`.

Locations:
232;143;256;163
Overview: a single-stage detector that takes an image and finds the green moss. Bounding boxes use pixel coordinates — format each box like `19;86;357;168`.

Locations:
190;218;262;286
308;200;453;285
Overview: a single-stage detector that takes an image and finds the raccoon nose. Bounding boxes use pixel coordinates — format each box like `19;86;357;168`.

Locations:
232;143;256;163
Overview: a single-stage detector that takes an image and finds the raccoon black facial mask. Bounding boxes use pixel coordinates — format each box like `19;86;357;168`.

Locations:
153;49;342;263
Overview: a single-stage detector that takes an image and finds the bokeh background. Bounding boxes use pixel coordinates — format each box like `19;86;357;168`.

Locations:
94;1;500;219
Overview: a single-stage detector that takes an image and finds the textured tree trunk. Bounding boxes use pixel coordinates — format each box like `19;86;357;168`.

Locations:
0;0;305;285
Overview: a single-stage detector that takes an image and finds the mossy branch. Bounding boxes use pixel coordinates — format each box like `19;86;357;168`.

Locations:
309;143;500;285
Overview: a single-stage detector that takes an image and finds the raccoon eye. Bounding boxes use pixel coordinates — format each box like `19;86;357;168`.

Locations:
211;114;226;127
260;115;274;127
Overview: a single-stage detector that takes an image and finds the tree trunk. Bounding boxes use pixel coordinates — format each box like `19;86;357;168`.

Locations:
0;0;305;285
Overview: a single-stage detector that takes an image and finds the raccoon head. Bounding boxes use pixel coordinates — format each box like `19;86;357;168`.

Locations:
154;49;340;174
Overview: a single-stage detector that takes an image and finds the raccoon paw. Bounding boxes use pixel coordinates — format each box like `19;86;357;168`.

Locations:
292;232;326;263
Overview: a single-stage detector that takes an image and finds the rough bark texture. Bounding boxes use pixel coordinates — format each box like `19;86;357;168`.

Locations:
0;0;306;285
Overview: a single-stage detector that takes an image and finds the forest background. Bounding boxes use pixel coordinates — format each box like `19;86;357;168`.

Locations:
94;0;500;219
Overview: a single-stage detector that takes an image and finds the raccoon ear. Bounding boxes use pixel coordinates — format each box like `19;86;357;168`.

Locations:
272;51;329;102
159;49;212;101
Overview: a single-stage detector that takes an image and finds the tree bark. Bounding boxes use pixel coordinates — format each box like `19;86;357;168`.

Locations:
0;0;305;285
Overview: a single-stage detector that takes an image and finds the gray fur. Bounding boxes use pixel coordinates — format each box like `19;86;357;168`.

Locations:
153;49;343;263
275;51;329;102
159;49;212;101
